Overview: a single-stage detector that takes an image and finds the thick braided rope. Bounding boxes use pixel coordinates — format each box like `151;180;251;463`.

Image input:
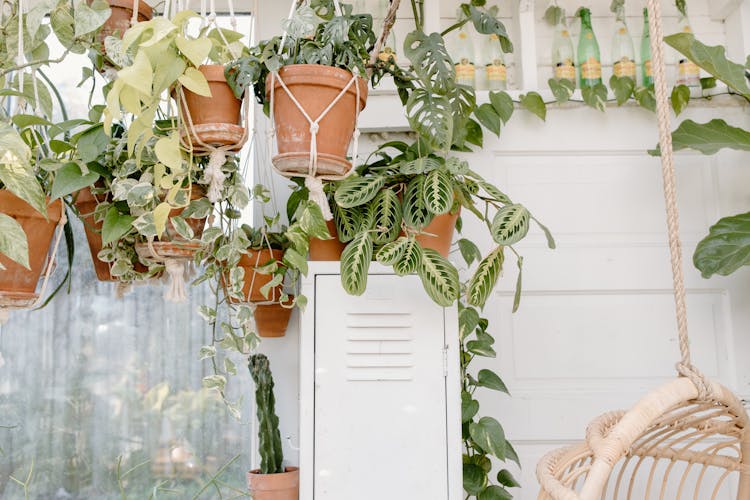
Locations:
367;0;401;76
645;0;710;397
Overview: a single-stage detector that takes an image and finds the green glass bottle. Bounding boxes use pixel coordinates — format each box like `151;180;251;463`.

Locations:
577;8;602;87
640;8;653;86
611;5;636;81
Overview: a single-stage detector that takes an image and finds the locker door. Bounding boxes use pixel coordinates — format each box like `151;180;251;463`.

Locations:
313;274;450;500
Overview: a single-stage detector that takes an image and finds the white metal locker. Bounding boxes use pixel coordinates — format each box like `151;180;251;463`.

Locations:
299;263;461;500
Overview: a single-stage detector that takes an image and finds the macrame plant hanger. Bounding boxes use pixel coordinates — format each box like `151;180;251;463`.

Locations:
265;0;400;220
136;0;250;303
0;0;68;324
536;0;750;497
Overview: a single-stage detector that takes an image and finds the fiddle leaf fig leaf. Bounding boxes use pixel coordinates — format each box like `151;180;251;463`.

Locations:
693;211;750;278
548;78;575;103
403;176;433;229
406;88;454;152
403;31;455;93
467;247;504;307
393;238;422;276
423;169;454;215
670;119;750;154
376;237;409;266
340;231;373;295
519;91;546;121
418;248;460;306
0;213;29;269
370;189;402;245
335;175;385;208
491;204;530;245
469;416;506;459
665;33;750;98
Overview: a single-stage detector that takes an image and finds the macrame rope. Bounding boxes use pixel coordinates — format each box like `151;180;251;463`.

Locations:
645;0;710;398
368;0;401;77
130;0;138;26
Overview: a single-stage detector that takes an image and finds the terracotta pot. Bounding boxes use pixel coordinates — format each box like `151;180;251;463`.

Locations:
309;219;346;261
253;300;294;338
415;210;460;258
266;65;368;176
247;467;299;500
98;0;153;47
74;187;116;282
0;191;63;300
180;64;245;151
234;249;284;302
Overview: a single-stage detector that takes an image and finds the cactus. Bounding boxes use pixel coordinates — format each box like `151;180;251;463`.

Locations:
249;354;285;474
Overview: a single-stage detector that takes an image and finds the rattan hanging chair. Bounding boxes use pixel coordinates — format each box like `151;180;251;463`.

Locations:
536;0;750;497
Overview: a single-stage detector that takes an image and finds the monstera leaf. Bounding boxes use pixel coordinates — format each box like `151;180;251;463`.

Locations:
406;89;454;152
463;5;513;53
693;212;750;278
403;31;455;94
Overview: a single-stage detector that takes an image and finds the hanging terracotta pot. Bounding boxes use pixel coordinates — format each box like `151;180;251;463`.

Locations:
247;467;299;500
235;248;284;302
0;191;63;305
74;187;117;282
180;64;245;151
308;219;346;261
415;209;460;258
267;64;368;177
98;0;153;48
253;300;294;338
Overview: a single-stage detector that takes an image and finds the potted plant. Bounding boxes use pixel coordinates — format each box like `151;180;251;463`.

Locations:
225;1;378;177
247;354;299;500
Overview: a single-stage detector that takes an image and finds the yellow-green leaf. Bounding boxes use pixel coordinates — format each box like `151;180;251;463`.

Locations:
153;202;172;238
118;51;153;96
178;67;211;97
175;36;211;67
154;134;183;171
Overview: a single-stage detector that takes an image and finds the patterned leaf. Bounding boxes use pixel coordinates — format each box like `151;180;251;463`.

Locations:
423;169;454;215
418;248;460;306
403;176;433;229
334;176;385;208
399;157;441;175
403;31;455;94
370;189;402;245
467;247;504;307
476;180;512;205
333;204;363;243
376;237;409;266
393;238;422;276
491;204;530;245
340;232;373;295
406;88;453;152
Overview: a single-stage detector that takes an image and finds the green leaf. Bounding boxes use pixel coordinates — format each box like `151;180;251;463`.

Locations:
700;76;717;90
497;469;520;488
458;238;482;266
671;85;691;115
283;248;309;276
0;213;29;268
370;189;402;245
170;216;194;240
467;340;496;357
461;391;480;423
399;157;441;175
175;35;212;67
467;247;504;307
463;463;487;495
74;1;110;36
376;237;409;266
477;369;509;393
491;204;530;245
202;374;226;391
76;124;109;163
693;212;750;278
477;180;512;205
548;78;575;103
459;306;480;340
406;88;454;152
403;176;433;229
333;204;363;243
671;119;750;155
0;122;46;216
609;75;635;105
51;162;99;200
469;417;506;459
475;103;502;136
154;133;183;171
102;207;135;245
423;169;454;215
418;248;460;306
478;485;513;500
118;50;153;96
582;83;608;112
393;238;422;276
340;232;373;295
544;5;564;25
297;201;331;239
467;5;513;53
519;92;546;121
489;91;514;123
665;33;750;98
335;176;385;208
403;31;455;94
634;86;656;112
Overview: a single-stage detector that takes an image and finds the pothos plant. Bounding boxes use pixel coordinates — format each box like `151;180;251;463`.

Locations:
656;33;750;278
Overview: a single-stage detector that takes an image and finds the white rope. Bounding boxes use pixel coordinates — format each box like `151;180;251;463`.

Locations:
16;0;24;95
205;149;227;203
163;258;187;302
131;0;138;26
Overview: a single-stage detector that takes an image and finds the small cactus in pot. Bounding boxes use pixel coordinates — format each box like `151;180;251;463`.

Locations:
247;354;299;499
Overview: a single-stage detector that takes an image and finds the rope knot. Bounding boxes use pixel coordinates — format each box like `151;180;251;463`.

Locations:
205;149;227;203
305;176;333;221
676;362;713;400
309;122;320;135
163;258;187;303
